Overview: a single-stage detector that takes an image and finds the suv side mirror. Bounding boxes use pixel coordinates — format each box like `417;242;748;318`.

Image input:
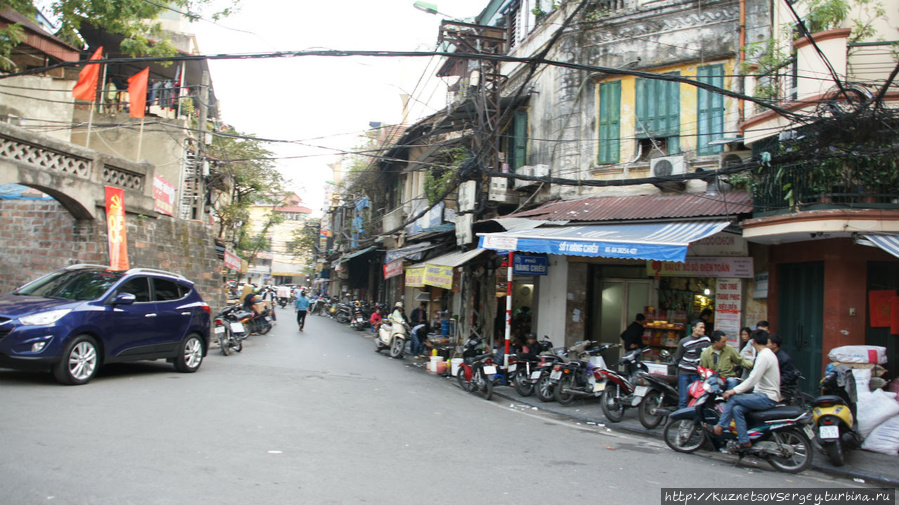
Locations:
112;293;136;305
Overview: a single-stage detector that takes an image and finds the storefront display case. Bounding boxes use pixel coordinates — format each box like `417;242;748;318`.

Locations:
641;308;687;362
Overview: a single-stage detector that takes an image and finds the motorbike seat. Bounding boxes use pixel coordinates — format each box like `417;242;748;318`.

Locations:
746;405;806;424
812;395;845;407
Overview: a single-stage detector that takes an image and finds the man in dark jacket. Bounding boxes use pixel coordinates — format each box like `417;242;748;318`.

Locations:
620;313;647;350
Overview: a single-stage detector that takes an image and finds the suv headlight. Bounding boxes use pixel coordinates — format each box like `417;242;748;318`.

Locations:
19;309;72;326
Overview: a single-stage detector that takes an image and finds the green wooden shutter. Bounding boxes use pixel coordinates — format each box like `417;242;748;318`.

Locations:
697;65;725;155
598;81;621;164
636;74;680;142
511;111;528;171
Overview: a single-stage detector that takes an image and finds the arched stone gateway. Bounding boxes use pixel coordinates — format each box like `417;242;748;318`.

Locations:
0;122;225;310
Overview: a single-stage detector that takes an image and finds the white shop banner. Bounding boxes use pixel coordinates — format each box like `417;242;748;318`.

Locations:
715;278;742;347
647;257;754;278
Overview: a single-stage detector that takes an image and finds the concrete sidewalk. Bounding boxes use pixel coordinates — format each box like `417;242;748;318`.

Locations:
411;358;899;487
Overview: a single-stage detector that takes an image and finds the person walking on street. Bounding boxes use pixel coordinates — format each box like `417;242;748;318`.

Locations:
620;313;647;350
709;330;780;448
673;320;711;408
294;290;311;332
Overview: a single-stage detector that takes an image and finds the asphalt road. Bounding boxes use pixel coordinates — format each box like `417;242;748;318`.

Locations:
0;308;877;505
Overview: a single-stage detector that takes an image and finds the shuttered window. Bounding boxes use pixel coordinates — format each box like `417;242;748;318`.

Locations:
635;73;680;153
510;111;528;171
597;80;621;164
697;64;725;155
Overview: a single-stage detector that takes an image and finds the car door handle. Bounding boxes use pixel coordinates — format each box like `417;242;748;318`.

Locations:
145;314;157;318
181;312;191;316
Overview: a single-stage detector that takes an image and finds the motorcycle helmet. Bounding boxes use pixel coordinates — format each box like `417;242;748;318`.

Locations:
395;301;403;308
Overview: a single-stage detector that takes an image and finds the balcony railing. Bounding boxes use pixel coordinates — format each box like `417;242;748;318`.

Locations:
752;163;899;217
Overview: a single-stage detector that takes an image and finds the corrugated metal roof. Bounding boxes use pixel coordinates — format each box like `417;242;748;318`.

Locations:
505;192;753;222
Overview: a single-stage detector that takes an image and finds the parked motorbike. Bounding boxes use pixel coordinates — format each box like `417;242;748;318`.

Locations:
507;337;554;397
594;347;650;422
349;301;369;331
553;342;619;405
635;369;680;429
812;364;862;466
534;346;572;402
374;319;408;358
663;366;814;473
213;305;249;355
456;336;496;400
241;307;274;335
334;302;352;324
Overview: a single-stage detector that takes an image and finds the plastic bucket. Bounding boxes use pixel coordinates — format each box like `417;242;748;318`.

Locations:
428;356;444;373
450;358;463;377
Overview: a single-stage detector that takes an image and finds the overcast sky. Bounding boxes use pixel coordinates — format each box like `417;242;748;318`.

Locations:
192;0;488;215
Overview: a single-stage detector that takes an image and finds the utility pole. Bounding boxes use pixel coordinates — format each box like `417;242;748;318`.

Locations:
195;70;210;218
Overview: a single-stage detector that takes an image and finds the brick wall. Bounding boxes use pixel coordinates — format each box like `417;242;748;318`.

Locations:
0;199;226;311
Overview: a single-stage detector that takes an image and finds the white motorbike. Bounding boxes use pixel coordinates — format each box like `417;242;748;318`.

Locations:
374;320;408;359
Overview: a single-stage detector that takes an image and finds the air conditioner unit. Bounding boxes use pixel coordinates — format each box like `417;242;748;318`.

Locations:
457;180;476;212
650;156;686;178
718;150;752;170
488;177;518;204
513;164;549;190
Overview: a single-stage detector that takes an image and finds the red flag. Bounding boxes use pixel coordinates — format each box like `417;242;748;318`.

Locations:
72;47;103;101
127;68;150;118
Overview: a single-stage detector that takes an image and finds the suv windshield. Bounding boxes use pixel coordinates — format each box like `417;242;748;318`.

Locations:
15;269;125;301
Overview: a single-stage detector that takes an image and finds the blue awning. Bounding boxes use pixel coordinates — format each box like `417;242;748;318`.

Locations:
859;234;899;259
477;220;731;262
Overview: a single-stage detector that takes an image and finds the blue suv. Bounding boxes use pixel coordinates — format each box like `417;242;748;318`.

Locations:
0;264;211;385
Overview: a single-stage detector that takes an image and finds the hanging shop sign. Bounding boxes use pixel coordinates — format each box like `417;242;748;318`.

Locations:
647;257;753;278
423;264;453;290
688;234;747;257
405;267;425;288
223;250;241;271
753;272;768;299
714;278;743;347
384;259;404;280
513;254;548;275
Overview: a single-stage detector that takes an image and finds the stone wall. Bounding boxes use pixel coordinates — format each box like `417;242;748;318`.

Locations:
0;198;226;311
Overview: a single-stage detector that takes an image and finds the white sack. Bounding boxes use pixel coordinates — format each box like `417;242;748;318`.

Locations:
861;414;899;456
857;389;899;439
828;345;888;365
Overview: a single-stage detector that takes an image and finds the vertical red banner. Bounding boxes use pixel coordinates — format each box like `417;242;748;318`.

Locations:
105;186;129;270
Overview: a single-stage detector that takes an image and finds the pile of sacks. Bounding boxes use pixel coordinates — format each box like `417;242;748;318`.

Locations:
828;345;899;456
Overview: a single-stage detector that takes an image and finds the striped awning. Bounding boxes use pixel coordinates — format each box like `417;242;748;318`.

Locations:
477;220;731;263
859;234;899;259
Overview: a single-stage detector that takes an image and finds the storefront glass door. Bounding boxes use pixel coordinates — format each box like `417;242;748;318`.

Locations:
597;279;651;345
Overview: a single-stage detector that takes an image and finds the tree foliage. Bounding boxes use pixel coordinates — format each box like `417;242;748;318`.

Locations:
0;0;238;69
206;126;285;263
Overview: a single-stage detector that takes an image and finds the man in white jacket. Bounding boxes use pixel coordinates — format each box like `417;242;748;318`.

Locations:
710;329;781;448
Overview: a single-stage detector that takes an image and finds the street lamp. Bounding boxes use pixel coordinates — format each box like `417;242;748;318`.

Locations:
412;1;439;15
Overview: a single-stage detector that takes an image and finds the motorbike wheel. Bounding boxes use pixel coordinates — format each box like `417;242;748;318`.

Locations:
638;390;666;429
218;328;230;356
663;419;706;453
389;337;404;359
457;367;472;392
513;369;535;397
228;335;243;354
601;383;625;422
257;323;272;335
337;313;350;324
767;428;813;474
535;373;555;403
823;439;845;467
474;368;493;401
554;375;577;405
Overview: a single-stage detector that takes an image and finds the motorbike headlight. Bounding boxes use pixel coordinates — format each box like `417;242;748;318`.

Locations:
19;309;72;326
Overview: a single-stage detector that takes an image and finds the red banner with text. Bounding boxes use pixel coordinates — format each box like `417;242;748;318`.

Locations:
105;186;129;270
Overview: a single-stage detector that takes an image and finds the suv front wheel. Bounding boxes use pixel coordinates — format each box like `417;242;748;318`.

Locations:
174;334;204;373
53;335;100;385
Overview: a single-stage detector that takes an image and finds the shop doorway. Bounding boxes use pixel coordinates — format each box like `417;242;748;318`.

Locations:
777;262;824;393
596;279;652;346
